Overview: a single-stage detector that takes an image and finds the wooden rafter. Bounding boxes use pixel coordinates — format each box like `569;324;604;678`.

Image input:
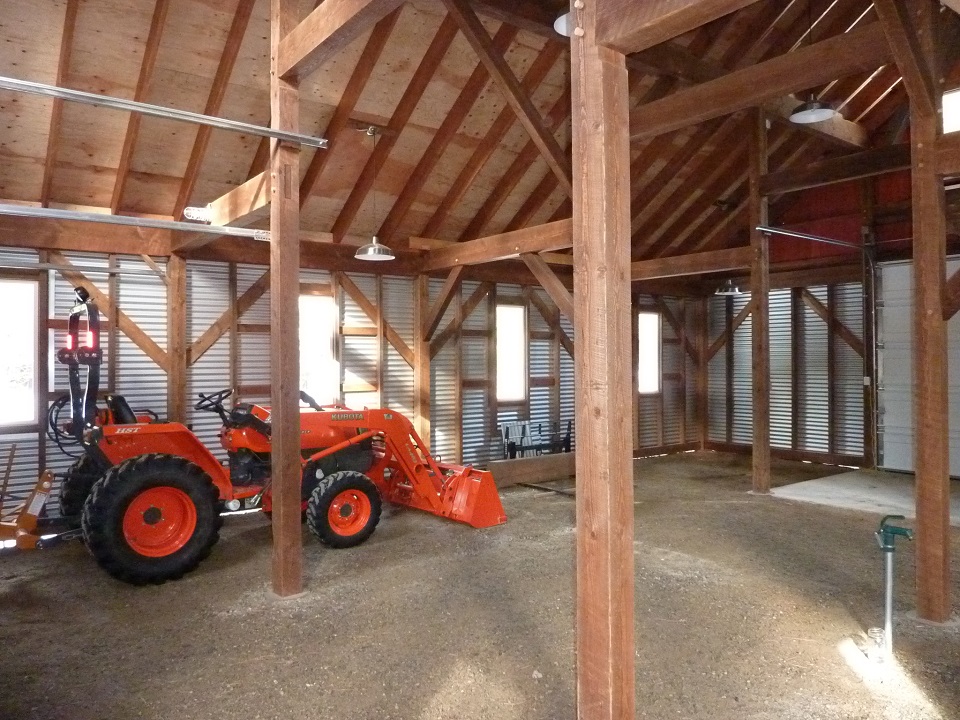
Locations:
188;270;270;366
419;41;562;239
329;16;458;242
422;266;464;341
521;253;573;323
377;24;518;244
596;0;762;55
423;219;572;272
629;23;892;141
338;273;414;365
49;251;169;371
110;0;172;214
441;0;572;197
278;0;406;80
299;9;401;207
873;0;937;119
172;0;256;219
40;0;79;208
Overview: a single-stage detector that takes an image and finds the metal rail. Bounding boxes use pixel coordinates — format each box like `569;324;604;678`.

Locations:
0;76;327;149
0;203;269;241
756;225;862;251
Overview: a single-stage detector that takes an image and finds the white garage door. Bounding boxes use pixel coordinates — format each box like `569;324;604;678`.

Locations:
877;259;960;475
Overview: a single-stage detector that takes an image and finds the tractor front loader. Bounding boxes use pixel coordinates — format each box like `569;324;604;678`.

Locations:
57;287;506;586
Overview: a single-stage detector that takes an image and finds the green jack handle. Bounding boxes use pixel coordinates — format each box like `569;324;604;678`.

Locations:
874;514;913;657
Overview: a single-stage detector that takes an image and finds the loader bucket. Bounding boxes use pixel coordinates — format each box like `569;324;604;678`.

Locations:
437;464;507;529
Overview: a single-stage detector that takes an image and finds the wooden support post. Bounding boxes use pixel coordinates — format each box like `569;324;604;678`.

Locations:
911;84;951;623
571;7;635;718
269;0;303;598
228;264;239;400
107;255;119;392
166;255;187;423
696;298;708;449
749;108;770;494
414;275;431;441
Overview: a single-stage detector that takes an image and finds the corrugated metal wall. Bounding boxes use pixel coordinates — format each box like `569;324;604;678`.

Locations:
706;282;865;462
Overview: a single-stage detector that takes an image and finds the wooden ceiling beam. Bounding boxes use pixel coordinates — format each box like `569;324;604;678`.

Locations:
442;0;572;197
0;215;170;256
277;0;405;80
377;24;518;244
172;0;256;219
630;246;753;281
939;132;960;176
299;9;401;207
172;172;270;252
629;23;892;141
110;0;172;214
329;16;458;242
765;96;867;149
760;144;911;195
419;39;562;238
872;0;937;119
40;0;79;208
422;219;572;271
596;0;763;55
521;253;574;322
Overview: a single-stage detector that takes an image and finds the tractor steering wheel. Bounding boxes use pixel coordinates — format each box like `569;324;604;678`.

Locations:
194;388;234;415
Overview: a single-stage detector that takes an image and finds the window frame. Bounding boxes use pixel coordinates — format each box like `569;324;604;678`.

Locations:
495;302;528;404
297;286;340;407
0;271;41;430
636;310;662;395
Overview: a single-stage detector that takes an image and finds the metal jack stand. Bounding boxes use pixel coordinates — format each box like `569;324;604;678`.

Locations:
874;515;914;658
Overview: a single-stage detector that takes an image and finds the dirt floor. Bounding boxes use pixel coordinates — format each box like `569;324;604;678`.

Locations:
1;451;959;720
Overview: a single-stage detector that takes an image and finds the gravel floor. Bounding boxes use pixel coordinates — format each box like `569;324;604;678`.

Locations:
1;451;958;720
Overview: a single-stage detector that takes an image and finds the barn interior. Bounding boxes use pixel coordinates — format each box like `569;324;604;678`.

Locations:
1;0;959;718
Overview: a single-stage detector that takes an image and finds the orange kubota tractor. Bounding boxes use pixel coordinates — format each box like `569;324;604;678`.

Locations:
59;288;506;585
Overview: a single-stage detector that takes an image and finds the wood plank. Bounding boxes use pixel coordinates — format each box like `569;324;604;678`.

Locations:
110;0;171;213
277;0;405;80
0;216;170;255
938;132;960;176
441;0;572;197
630;246;753;281
529;290;575;358
299;10;400;207
48;251;169;371
749;108;770;495
166;255;187;423
629;24;892;141
759;144;911;195
329;16;458;242
873;0;937;119
596;0;762;55
173;0;256;218
571;8;634;717
488;452;575;488
800;288;866;358
338;273;414;366
521;253;574;323
378;25;518;243
188;270;270;365
40;0;79;207
269;0;303;598
422;266;464;341
414;275;431;441
423;219;572;272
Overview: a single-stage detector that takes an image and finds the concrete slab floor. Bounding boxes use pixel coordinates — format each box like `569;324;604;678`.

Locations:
0;451;958;720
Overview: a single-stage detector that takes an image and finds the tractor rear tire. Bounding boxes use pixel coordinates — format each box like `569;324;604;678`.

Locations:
58;455;102;524
82;454;222;585
306;471;381;549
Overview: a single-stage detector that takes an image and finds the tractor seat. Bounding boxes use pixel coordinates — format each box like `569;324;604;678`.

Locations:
106;394;138;424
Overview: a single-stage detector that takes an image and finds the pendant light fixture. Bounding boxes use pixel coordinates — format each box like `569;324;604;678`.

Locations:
715;278;744;297
355;126;395;262
789;1;838;125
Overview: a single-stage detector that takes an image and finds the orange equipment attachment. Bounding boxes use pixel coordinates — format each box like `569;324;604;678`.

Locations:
302;409;507;529
0;471;55;550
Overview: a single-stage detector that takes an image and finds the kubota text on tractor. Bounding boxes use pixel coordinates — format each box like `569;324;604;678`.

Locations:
58;287;506;585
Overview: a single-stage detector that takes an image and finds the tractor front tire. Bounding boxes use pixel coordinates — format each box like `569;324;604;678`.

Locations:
82;454;222;585
306;471;382;549
58;455;102;524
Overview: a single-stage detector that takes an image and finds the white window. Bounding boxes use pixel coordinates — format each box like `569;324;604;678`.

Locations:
637;312;661;394
298;293;340;406
0;278;38;426
944;89;960;134
496;304;527;402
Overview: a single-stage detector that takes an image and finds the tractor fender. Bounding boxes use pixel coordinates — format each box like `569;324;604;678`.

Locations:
97;423;233;500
